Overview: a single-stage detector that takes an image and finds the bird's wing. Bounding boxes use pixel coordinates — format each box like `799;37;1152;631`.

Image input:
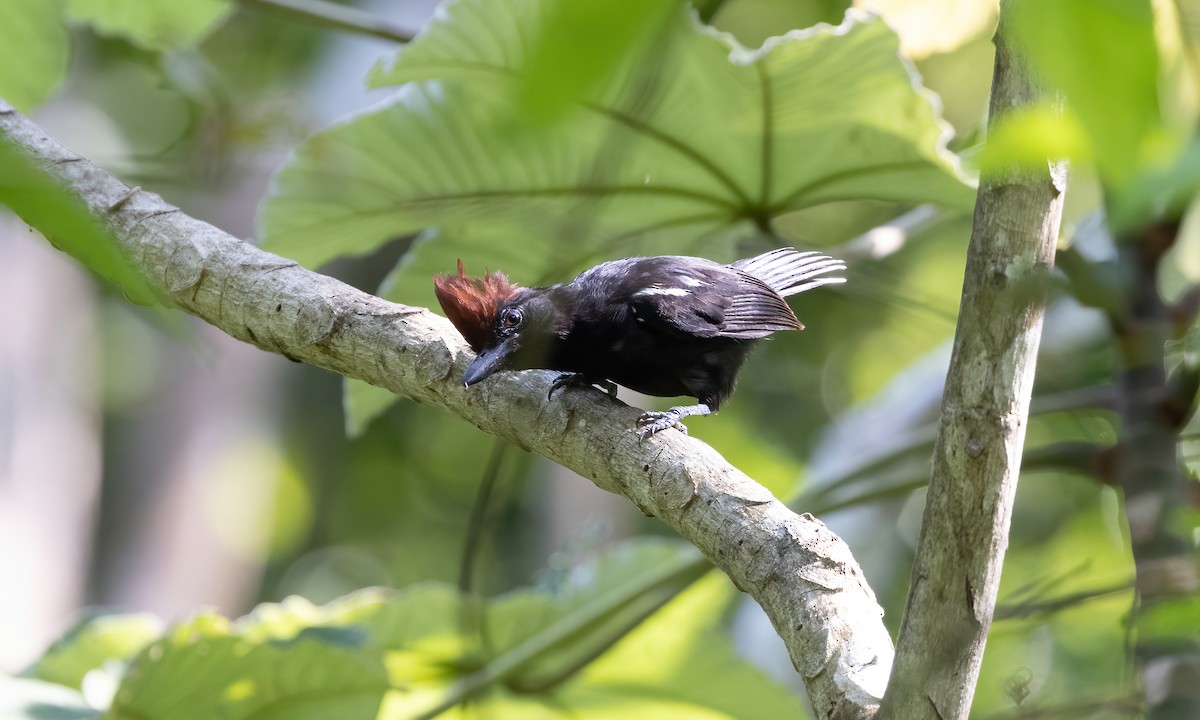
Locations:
626;261;801;340
718;272;804;338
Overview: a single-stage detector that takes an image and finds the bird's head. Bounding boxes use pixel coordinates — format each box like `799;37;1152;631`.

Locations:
434;261;561;386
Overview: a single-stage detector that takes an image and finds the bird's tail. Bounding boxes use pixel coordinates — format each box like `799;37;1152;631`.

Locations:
730;248;847;298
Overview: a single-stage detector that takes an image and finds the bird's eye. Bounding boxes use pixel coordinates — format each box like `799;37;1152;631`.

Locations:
500;308;523;328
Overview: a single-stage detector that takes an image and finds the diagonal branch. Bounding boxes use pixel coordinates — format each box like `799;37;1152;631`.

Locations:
0;99;893;720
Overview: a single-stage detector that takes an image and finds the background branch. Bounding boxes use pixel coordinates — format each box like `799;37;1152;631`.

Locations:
1111;217;1200;716
237;0;414;43
0;100;893;720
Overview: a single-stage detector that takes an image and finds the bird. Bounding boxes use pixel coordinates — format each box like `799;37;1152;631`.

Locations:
433;248;846;437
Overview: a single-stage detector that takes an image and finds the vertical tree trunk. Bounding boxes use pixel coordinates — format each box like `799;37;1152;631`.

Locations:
878;1;1067;716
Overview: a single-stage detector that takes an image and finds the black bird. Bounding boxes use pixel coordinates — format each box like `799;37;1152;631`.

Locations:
434;248;846;437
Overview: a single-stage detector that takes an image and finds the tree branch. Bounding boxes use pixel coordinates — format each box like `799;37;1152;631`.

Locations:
878;0;1067;716
0;99;893;720
1111;217;1200;717
237;0;414;43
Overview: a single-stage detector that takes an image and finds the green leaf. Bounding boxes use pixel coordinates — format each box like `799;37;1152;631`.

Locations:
110;588;461;720
977;103;1091;174
0;676;99;720
413;538;803;719
31;613;164;691
259;1;973;272
1108;134;1200;228
486;539;707;681
0;0;69;112
66;0;232;51
517;0;682;122
0;136;159;306
103;541;794;719
1011;0;1164;189
569;573;808;719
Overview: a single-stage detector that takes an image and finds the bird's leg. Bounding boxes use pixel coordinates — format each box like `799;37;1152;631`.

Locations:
547;373;619;400
636;404;713;438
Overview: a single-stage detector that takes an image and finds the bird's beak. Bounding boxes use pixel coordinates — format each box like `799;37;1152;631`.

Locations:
463;338;515;387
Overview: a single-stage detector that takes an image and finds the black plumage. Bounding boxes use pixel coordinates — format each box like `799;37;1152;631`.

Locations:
434;248;845;436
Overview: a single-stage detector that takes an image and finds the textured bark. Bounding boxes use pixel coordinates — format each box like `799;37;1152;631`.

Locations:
877;3;1067;718
0;99;893;720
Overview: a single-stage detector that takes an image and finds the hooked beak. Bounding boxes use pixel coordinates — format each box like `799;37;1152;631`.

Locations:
463;338;515;387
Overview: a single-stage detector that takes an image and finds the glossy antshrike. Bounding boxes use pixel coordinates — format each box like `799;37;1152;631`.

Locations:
434;248;845;437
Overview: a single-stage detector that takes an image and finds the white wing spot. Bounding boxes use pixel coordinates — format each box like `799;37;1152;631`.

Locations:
678;276;703;287
633;287;690;297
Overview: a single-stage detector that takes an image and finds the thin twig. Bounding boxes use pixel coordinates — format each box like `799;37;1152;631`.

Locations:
995;581;1132;620
238;0;414;43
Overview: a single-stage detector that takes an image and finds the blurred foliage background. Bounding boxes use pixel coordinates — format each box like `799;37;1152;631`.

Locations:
0;0;1197;718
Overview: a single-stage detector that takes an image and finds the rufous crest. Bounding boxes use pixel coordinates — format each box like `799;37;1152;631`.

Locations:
434;260;521;352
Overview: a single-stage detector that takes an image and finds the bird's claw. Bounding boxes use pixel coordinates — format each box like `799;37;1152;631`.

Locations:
548;373;618;400
636;411;688;439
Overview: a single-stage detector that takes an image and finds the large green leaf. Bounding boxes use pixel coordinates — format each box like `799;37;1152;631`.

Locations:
258;0;972;432
259;0;973;272
66;0;232;51
515;0;682;121
0;0;69;112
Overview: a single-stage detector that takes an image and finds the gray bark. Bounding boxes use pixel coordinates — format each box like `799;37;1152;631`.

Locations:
877;2;1067;717
0;99;893;720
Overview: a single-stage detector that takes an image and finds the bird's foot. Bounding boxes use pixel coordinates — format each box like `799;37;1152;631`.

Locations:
637;410;689;438
548;373;619;400
636;404;713;439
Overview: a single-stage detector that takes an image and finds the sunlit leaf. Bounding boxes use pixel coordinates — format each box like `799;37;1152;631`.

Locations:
854;0;997;58
570;573;808;718
486;539;706;680
0;676;98;720
0;137;159;306
423;539;802;719
109;589;450;720
66;0;232;51
101;541;793;719
31;613;164;691
977;103;1091;174
0;0;69;112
